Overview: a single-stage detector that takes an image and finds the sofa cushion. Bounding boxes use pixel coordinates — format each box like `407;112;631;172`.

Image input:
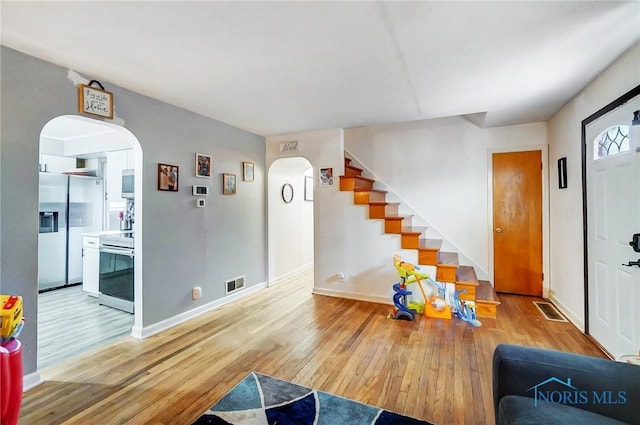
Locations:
498;395;629;425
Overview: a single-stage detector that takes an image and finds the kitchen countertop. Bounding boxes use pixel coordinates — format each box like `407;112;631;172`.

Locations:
82;230;134;237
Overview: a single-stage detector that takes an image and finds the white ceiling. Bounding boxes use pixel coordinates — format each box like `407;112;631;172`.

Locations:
2;1;639;137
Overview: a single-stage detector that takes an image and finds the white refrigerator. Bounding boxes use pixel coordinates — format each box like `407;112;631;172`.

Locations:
38;173;104;291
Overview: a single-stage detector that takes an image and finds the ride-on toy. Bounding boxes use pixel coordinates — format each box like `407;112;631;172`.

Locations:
389;255;451;320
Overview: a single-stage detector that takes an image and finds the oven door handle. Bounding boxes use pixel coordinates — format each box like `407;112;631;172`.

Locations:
100;247;134;257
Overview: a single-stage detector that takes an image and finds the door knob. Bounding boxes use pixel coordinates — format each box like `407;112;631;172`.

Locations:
495;227;502;233
622;259;640;268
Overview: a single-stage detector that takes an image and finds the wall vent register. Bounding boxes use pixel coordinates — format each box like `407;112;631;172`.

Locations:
226;276;245;294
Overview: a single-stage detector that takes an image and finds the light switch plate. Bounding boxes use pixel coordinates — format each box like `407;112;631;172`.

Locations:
193;185;209;196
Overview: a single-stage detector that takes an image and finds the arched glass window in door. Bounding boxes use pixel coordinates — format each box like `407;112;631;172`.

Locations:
594;125;629;160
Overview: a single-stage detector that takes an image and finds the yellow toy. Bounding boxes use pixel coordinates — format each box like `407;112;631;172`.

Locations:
391;255;451;320
1;295;23;338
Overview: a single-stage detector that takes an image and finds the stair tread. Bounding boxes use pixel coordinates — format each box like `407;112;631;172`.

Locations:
384;214;413;221
476;280;501;304
345;163;363;173
401;226;426;235
437;251;459;266
340;175;375;183
369;202;401;207
418;238;443;251
354;188;387;193
456;266;478;286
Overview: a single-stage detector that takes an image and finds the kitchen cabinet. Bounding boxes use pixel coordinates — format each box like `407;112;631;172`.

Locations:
106;149;134;230
82;235;100;297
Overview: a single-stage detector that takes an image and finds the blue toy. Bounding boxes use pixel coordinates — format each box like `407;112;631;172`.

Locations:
453;290;481;327
391;282;417;320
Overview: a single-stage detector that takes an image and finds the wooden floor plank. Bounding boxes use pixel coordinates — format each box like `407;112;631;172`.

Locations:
37;285;134;370
21;269;606;425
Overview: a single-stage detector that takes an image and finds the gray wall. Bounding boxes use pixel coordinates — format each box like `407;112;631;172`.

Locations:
1;46;267;375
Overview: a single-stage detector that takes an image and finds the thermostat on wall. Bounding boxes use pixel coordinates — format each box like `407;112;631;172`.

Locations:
193;185;209;196
196;198;206;208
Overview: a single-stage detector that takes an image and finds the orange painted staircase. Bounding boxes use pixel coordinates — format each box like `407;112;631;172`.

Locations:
339;157;500;318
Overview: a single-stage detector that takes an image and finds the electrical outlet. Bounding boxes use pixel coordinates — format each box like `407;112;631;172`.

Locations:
192;286;202;300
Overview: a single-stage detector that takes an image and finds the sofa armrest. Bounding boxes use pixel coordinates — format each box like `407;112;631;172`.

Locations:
493;344;640;425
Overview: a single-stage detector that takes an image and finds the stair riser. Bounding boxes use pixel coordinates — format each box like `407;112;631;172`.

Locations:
345;167;362;177
354;191;385;204
475;302;497;318
455;284;476;301
339;178;352;191
436;267;457;283
402;234;420;249
355;180;374;190
418;250;438;266
340;177;374;191
369;204;399;219
385;217;411;234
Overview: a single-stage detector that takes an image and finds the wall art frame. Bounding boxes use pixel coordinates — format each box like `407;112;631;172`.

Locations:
195;153;212;178
319;167;334;187
558;157;567;189
223;173;237;195
243;161;254;182
78;82;113;119
158;163;179;192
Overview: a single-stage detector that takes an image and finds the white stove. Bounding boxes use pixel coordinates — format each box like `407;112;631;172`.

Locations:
98;233;134;313
99;233;134;250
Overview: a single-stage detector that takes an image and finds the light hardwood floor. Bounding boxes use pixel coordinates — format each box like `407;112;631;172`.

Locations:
22;269;605;425
38;285;134;370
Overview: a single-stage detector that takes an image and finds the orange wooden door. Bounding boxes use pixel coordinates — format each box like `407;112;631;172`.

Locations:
492;150;543;296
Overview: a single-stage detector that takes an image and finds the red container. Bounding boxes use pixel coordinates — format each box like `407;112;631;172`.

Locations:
0;339;23;425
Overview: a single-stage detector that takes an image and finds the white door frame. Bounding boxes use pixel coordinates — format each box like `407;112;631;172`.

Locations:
581;85;640;338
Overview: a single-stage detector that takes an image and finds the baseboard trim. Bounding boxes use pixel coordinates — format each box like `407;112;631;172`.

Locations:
23;371;42;392
312;287;392;306
548;293;584;332
269;263;312;287
131;281;268;339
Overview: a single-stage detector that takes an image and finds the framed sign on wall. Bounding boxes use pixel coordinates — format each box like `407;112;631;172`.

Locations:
78;82;114;119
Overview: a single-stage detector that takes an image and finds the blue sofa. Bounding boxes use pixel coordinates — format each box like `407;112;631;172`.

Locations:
493;344;640;425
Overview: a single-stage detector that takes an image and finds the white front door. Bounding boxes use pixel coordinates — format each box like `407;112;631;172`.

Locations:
586;98;640;360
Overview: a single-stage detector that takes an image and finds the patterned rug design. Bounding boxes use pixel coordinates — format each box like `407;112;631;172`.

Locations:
193;372;433;425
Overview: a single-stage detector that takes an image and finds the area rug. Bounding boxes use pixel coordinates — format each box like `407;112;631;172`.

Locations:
193;371;433;425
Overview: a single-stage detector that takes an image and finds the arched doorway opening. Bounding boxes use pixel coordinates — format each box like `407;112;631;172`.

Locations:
267;157;314;286
37;114;143;369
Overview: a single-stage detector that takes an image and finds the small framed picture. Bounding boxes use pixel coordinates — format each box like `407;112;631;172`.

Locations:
223;173;237;195
196;153;212;178
558;157;567;189
158;163;179;192
304;176;313;201
319;167;334;187
243;161;254;182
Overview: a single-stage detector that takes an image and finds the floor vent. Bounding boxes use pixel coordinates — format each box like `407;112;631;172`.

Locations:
533;301;568;322
226;276;245;294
